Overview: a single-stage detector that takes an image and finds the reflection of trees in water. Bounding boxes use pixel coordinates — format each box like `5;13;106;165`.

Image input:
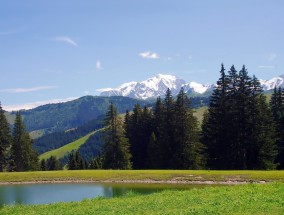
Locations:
0;186;26;206
13;186;26;205
103;186;128;197
102;185;161;198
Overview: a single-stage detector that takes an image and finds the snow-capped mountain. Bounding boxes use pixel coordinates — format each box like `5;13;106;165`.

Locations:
97;74;214;100
97;74;284;100
259;75;284;91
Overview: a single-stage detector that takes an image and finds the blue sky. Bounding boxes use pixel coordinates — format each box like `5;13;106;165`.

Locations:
1;1;284;110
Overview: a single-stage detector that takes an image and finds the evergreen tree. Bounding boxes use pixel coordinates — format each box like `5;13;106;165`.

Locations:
89;155;103;169
147;97;165;169
145;132;160;169
203;64;277;170
46;156;62;170
10;112;39;171
68;152;76;170
254;95;277;169
68;150;86;170
0;103;11;171
162;89;176;168
172;88;205;169
40;159;47;171
270;87;284;168
202;64;230;169
102;103;132;169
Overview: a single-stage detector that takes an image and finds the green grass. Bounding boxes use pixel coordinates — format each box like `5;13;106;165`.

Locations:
1;183;284;214
29;129;45;139
0;170;284;183
193;106;208;125
39;129;101;160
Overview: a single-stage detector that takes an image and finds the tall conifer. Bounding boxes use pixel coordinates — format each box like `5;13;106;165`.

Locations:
10;112;39;171
102;103;132;169
0;103;11;171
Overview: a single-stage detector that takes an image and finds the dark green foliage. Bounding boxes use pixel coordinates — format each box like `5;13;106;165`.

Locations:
89;155;103;169
126;104;154;169
202;65;277;170
0;103;11;171
34;117;104;154
10;96;149;134
171;88;205;169
125;89;204;170
78;130;103;163
40;159;47;171
270;87;284;169
145;132;160;169
46;156;62;170
202;64;230;169
10;112;39;171
102;103;132;170
68;150;87;170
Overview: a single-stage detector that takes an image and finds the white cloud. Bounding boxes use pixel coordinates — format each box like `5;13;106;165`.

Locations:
258;65;275;69
268;53;277;61
96;60;102;70
84;90;91;95
52;36;78;47
139;51;160;59
3;97;78;112
0;86;57;93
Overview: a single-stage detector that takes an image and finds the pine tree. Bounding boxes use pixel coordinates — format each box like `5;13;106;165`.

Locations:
102;103;132;169
162;89;176;168
89;155;103;169
40;159;47;171
46;156;62;170
147;97;165;169
145;132;160;169
0;103;11;171
172;88;205;169
202;64;230;169
68;152;76;170
254;95;277;169
203;65;277;170
10;112;39;171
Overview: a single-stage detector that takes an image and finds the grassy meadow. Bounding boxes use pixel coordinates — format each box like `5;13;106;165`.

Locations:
39;130;101;160
1;182;284;214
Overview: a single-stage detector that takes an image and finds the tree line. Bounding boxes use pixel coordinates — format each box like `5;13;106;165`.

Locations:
0;109;38;171
100;64;282;170
0;64;283;171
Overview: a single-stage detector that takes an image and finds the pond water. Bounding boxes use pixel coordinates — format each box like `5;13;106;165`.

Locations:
0;183;208;206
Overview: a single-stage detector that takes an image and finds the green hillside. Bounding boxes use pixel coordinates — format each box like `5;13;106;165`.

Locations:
39;129;102;160
8;96;149;135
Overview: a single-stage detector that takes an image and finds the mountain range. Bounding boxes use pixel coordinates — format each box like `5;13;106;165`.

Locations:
98;74;284;100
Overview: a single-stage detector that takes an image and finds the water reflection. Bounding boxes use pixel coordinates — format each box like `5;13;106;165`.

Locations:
0;183;208;206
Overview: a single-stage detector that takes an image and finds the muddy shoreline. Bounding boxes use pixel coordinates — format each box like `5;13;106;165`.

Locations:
0;179;267;185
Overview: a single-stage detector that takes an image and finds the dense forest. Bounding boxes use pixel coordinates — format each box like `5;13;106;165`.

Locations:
100;65;281;170
0;109;38;171
1;64;284;171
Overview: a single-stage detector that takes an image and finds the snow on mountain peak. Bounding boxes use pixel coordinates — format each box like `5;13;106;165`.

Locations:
259;75;284;90
98;73;284;100
98;74;212;100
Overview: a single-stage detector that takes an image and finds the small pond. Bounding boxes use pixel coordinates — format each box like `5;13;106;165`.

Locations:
0;183;210;206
